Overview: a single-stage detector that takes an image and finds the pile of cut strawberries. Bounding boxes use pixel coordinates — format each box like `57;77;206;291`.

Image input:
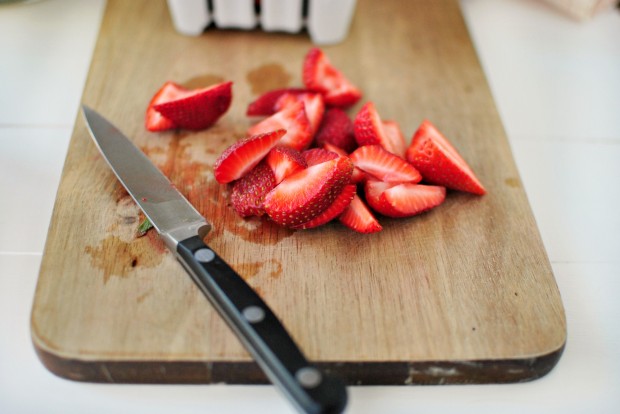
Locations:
145;48;486;234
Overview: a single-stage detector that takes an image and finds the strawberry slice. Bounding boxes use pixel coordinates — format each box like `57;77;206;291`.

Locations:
338;194;382;234
275;92;325;135
315;108;357;153
406;120;486;195
214;129;285;184
365;179;446;218
353;102;405;156
263;156;353;227
246;88;309;116
247;100;313;151
145;81;183;131
349;145;422;183
303;148;339;167
230;162;277;217
153;81;232;131
291;184;356;230
322;143;366;184
381;120;407;158
266;146;307;185
303;48;362;107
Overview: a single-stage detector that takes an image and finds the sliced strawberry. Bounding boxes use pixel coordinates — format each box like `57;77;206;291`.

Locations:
322;143;366;184
302;48;362;107
302;148;339;167
247;100;313;151
153;81;232;131
263;156;353;227
291;184;356;230
275;92;325;135
145;81;183;131
353;102;404;156
266;146;307;184
406;120;486;195
381;120;407;158
315;108;357;153
364;179;395;213
214;129;285;184
338;195;382;234
230;162;277;217
349;145;422;183
246;88;309;116
365;179;446;218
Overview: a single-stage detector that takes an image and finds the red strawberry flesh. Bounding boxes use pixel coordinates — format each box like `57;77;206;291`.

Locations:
246;88;309;116
303;48;362;107
381;120;407;158
214;129;285;184
315;108;357;153
153;81;232;131
263;156;353;227
266;146;307;184
303;148;339;167
338;194;382;234
353;102;395;155
248;100;313;151
406;120;486;195
350;145;421;183
291;184;356;230
365;179;446;218
275;92;325;135
230;162;277;217
145;81;183;131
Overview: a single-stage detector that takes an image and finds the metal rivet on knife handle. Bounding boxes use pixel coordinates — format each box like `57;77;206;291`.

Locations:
242;306;266;323
194;248;215;263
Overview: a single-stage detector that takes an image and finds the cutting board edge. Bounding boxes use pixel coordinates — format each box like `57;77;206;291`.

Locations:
32;330;565;385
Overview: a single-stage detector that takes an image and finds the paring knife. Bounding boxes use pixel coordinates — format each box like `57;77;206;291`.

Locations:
81;106;347;414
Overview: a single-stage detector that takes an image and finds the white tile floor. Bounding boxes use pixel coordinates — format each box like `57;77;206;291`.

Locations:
1;0;619;413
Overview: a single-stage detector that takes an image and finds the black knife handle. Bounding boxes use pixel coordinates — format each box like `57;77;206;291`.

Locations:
177;236;347;414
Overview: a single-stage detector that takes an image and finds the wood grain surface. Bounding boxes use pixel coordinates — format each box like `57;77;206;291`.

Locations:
31;0;566;385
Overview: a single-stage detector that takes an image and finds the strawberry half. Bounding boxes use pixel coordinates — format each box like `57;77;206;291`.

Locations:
230;162;277;217
275;92;325;135
263;156;353;227
246;88;309;116
303;48;362;107
349;145;421;183
338;194;382;234
247;100;313;151
291;184;356;230
145;81;183;131
406;120;486;195
266;146;307;185
303;148;339;167
153;81;232;131
365;179;446;218
353;102;404;156
214;129;285;184
314;108;357;153
381;120;407;159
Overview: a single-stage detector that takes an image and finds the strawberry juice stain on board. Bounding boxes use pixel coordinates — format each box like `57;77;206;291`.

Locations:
85;236;164;284
246;63;292;95
182;74;226;90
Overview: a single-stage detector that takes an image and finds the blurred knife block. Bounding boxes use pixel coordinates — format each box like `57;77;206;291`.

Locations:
541;0;618;20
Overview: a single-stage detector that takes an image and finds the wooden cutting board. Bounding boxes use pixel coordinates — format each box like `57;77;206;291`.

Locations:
31;0;566;385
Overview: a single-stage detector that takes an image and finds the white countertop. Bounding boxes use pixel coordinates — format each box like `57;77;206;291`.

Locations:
1;0;619;412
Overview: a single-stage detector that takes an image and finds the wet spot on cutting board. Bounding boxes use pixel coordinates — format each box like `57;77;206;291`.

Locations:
234;259;283;281
182;74;226;89
246;63;292;95
85;236;165;283
505;177;520;188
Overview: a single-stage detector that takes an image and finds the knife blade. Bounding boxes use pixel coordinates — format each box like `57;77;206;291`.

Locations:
81;105;347;414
